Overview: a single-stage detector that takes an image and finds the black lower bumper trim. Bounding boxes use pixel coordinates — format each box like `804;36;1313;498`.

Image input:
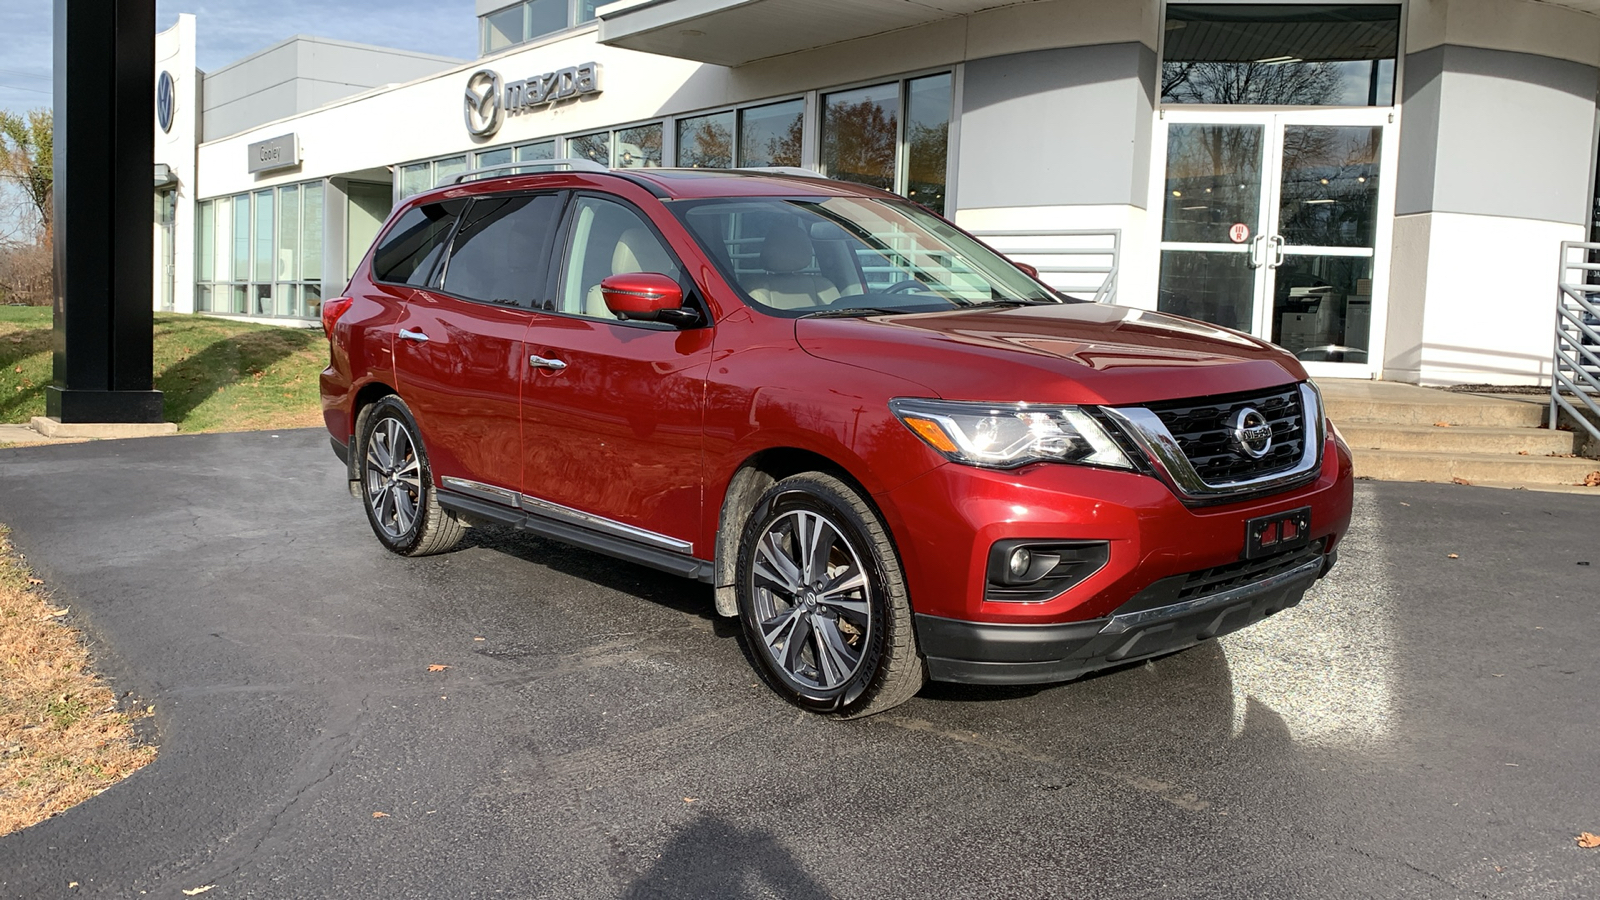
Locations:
917;556;1325;685
330;435;349;466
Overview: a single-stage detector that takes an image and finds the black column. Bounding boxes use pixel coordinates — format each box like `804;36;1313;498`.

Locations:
47;0;164;424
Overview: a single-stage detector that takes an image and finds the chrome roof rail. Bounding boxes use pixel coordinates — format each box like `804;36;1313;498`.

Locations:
733;166;828;179
441;158;608;187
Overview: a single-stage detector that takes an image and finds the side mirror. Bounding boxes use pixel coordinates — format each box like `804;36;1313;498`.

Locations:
1013;261;1040;279
600;273;699;326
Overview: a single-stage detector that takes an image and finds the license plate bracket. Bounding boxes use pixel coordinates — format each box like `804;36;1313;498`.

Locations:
1245;507;1311;559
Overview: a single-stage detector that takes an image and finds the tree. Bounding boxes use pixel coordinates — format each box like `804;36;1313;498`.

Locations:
0;109;52;241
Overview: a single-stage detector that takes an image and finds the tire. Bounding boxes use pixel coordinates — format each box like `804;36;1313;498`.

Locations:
357;395;465;557
735;472;925;718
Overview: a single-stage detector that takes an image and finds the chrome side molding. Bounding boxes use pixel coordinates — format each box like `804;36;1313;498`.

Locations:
438;476;695;555
1102;381;1326;502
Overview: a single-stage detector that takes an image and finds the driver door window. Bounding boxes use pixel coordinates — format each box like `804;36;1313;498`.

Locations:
557;196;681;319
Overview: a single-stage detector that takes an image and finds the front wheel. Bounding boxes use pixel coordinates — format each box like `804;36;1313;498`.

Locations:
735;472;925;718
357;395;465;557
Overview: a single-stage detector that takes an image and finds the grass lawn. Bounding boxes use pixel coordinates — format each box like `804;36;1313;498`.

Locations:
1;307;325;433
0;526;155;836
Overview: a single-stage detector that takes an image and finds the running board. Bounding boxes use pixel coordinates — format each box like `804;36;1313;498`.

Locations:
437;490;714;583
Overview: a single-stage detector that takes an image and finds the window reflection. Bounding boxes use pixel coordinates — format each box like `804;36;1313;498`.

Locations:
677;111;734;168
905;74;951;215
1158;250;1256;333
739;100;803;168
1162;4;1400;107
1278;126;1380;248
822;83;899;191
1162;124;1263;244
616;124;662;168
569;132;610;166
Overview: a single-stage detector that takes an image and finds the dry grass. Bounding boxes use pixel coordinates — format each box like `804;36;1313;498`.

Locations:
0;525;155;837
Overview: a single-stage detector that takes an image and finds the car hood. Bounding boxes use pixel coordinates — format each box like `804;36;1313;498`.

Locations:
794;302;1308;406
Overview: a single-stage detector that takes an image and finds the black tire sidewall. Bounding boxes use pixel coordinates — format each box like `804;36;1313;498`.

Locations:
358;396;431;555
736;477;892;714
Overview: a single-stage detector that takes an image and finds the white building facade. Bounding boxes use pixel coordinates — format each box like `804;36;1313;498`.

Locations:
153;0;1600;386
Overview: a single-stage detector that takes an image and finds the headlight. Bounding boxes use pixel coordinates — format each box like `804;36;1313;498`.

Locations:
889;398;1134;470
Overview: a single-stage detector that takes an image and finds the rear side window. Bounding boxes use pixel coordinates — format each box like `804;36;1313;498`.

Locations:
440;193;564;307
372;199;466;286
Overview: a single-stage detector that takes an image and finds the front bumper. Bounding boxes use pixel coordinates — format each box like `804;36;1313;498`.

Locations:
916;543;1332;684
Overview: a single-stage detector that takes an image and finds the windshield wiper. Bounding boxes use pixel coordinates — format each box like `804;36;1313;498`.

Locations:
801;307;913;318
963;298;1062;309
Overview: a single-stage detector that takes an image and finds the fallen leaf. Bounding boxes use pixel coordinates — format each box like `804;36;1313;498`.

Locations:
1399;502;1410;507
46;607;68;617
683;797;698;803
1577;832;1600;849
427;664;450;672
1517;450;1529;456
26;577;42;586
1584;471;1600;487
1450;476;1473;486
1433;421;1452;428
68;883;78;889
372;811;390;818
182;887;215;897
1447;553;1460;559
473;637;485;641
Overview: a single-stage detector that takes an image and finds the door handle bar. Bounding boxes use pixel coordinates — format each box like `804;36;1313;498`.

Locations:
1269;234;1286;268
398;329;429;343
1247;233;1268;269
529;355;567;371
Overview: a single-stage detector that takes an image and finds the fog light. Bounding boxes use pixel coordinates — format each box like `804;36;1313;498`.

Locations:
1008;547;1032;579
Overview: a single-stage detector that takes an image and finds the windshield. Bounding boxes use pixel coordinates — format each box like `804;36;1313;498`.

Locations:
670;196;1065;317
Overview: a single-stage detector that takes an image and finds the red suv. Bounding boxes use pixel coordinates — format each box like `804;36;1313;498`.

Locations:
321;162;1354;718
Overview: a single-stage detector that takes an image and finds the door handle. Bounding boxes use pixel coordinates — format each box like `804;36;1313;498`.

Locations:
529;354;567;371
1247;234;1268;269
1268;235;1286;269
398;329;430;343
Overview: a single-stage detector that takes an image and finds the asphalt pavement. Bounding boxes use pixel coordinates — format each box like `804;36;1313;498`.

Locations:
0;429;1596;899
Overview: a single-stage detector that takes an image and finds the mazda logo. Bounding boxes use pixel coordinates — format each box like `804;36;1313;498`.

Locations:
463;69;504;138
1229;407;1274;459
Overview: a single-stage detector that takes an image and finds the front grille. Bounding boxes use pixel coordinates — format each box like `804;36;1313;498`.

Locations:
1112;539;1326;616
1146;386;1305;484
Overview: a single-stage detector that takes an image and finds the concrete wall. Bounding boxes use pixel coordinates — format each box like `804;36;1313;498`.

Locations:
200;36;464;142
154;14;199;315
1385;0;1600;384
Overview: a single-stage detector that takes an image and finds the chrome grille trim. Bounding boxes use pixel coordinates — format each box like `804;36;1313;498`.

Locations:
1103;382;1326;502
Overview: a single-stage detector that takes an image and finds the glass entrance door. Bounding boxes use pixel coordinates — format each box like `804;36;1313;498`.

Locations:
1156;109;1394;377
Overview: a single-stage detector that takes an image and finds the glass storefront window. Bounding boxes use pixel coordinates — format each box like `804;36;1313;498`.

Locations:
739;100;803;168
231;194;250;288
434;155;467;187
616;124;662;168
482;4;522;53
822;83;899;191
527;0;565;38
517;141;555;162
576;0;601;25
476;148;513;168
253;189;274;283
302;183;324;283
904;74;952;215
570;131;611;166
677;111;734;168
480;0;599;54
1162;4;1400;106
277;185;300;282
400;163;432;198
196;199;215;284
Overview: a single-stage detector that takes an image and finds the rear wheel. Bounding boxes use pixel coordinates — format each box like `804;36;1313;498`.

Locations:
735;472;924;718
358;396;464;556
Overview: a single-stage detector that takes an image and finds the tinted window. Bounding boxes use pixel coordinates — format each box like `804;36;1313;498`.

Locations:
440;193;565;306
372;200;466;286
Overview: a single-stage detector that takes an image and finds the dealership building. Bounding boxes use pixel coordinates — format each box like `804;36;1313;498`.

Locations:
150;0;1600;385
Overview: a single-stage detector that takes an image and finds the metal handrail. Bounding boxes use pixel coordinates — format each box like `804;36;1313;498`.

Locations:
969;228;1121;304
1552;241;1600;445
442;158;607;187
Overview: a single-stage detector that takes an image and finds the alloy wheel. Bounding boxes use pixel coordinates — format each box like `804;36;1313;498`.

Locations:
365;416;423;540
749;509;873;692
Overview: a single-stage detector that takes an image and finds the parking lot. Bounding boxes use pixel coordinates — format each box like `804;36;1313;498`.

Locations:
0;429;1596;899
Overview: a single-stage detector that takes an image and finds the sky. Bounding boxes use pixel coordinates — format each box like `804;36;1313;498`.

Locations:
0;1;478;118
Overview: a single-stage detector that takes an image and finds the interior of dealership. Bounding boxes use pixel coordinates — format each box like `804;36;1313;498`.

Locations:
152;0;1600;386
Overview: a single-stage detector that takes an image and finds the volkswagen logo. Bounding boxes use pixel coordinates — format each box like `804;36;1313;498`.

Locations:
156;70;175;133
463;69;504;139
1229;407;1275;459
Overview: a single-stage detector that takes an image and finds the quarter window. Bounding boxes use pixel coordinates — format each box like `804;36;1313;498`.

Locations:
372;200;467;286
440;193;565;307
557;197;680;319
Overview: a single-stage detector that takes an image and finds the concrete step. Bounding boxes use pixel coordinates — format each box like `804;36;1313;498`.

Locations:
1352;448;1600;486
1339;423;1579;456
1325;394;1546;428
